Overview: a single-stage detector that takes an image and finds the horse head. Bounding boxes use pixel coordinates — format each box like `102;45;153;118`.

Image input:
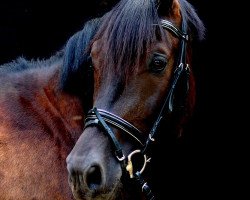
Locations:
66;0;204;199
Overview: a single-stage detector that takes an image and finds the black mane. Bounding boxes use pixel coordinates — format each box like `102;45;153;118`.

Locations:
73;0;204;81
179;0;205;40
0;0;205;91
60;18;101;92
0;51;64;75
0;18;101;84
93;0;163;79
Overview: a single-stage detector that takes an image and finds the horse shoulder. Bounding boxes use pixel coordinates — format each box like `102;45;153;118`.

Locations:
0;64;82;199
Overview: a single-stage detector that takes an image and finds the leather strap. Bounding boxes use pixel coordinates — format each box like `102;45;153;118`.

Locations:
85;109;145;146
142;20;189;155
142;63;187;154
83;17;189;200
161;19;188;41
85;107;125;161
134;171;155;200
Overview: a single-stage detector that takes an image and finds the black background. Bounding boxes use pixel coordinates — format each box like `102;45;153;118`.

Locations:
0;0;243;198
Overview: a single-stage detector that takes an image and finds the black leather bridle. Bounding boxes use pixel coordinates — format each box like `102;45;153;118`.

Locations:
84;19;189;200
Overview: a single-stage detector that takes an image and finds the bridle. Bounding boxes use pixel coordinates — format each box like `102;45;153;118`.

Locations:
85;18;189;200
84;19;189;200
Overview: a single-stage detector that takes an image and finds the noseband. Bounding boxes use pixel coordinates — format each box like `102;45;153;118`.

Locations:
84;19;189;200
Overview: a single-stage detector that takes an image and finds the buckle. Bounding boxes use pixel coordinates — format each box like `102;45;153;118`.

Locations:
116;154;125;162
126;149;150;178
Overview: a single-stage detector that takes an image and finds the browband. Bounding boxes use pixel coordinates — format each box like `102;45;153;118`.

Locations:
161;19;188;41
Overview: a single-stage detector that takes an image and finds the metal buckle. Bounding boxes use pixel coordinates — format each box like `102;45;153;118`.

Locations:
142;182;148;192
149;134;155;142
116;154;125;162
185;64;190;71
125;149;150;178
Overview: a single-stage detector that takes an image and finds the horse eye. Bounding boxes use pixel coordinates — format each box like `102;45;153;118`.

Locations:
149;54;167;73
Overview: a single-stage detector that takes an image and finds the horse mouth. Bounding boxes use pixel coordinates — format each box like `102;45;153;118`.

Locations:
69;175;123;200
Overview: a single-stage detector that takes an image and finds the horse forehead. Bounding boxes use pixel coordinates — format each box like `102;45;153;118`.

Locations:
91;38;172;60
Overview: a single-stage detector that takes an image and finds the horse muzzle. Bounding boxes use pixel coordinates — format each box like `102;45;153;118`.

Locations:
66;127;123;200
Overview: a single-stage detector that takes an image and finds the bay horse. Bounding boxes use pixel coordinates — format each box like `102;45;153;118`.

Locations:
66;0;205;199
0;0;204;199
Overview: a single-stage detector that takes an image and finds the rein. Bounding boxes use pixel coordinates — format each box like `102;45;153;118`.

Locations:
84;19;189;200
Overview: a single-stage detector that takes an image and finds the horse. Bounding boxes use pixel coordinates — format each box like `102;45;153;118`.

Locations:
65;0;205;199
0;0;204;199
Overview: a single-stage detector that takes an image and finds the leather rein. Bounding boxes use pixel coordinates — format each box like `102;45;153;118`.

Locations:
84;19;189;200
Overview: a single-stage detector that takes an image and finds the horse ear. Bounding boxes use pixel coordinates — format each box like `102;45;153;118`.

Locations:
157;0;173;7
157;0;173;15
157;0;181;19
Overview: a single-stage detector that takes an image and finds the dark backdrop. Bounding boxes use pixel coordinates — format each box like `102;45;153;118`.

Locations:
0;0;241;198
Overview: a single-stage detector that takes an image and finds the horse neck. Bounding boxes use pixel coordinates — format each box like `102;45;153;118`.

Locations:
36;63;85;145
1;61;84;146
0;61;83;199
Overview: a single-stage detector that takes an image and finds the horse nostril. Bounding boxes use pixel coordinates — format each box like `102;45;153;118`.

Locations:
86;165;102;191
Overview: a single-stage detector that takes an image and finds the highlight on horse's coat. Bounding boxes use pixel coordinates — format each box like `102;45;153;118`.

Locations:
0;0;204;199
